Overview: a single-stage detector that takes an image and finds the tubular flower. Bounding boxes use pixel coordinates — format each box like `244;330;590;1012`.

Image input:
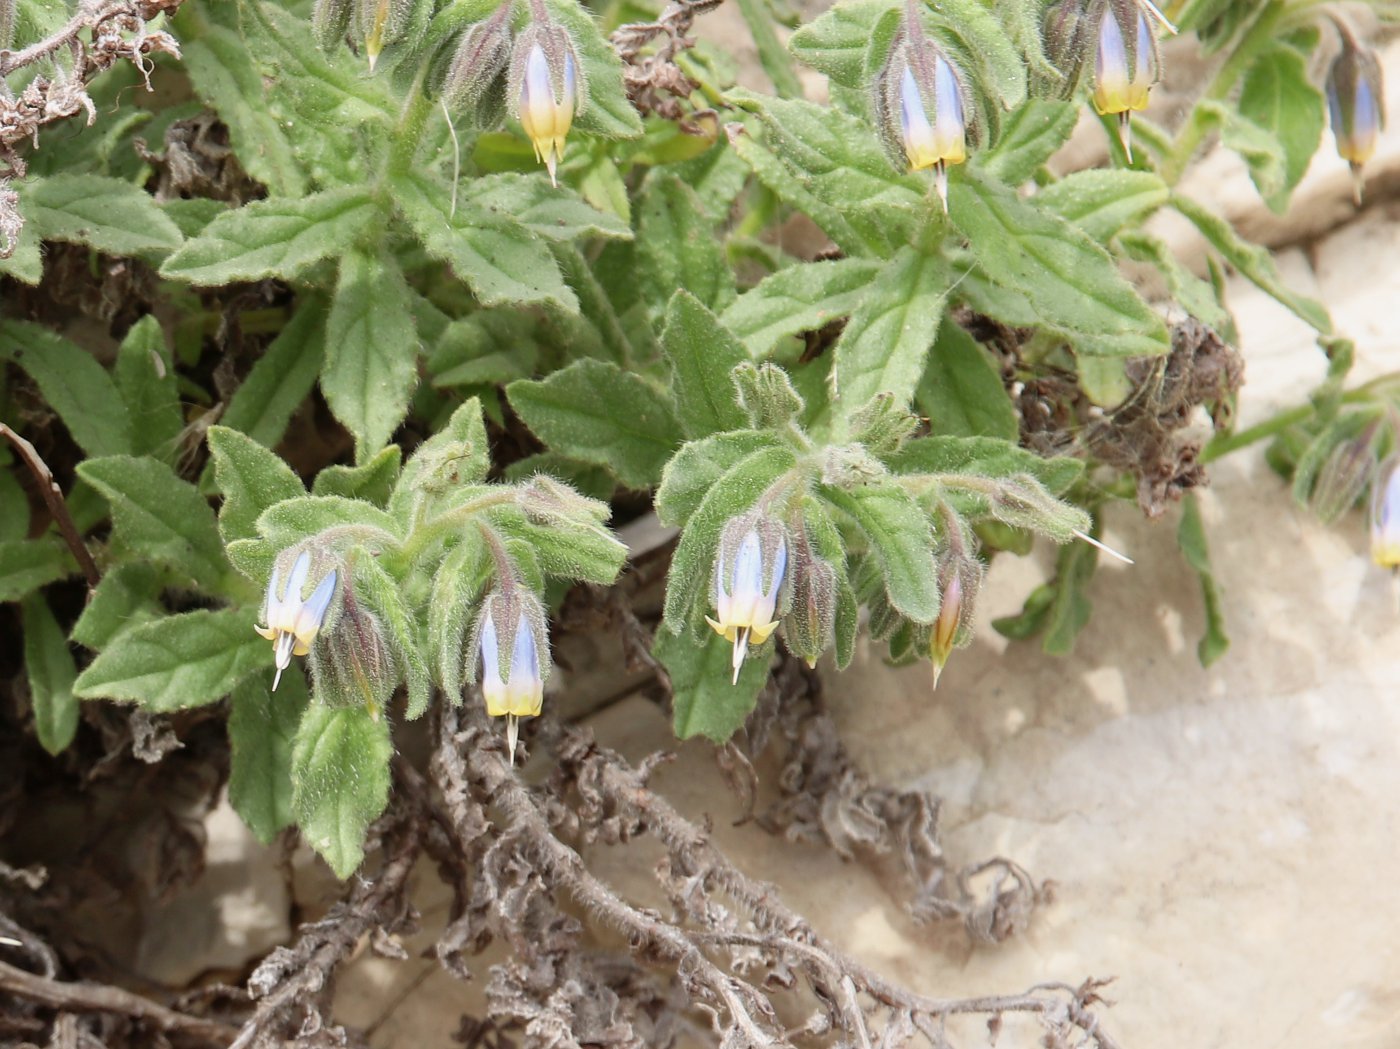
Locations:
1327;38;1385;203
706;515;788;683
1370;458;1400;569
510;24;581;186
256;550;339;690
475;590;548;761
873;18;967;209
1092;2;1159;161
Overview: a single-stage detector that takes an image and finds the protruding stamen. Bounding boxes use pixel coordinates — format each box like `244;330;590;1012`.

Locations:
1074;528;1135;565
1135;0;1177;36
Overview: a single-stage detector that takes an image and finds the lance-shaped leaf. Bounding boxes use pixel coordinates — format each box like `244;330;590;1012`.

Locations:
394;171;578;312
114;317;184;461
655;628;772;742
74;607;271;710
916;319;1018;440
27;174;183;256
819;480;939;623
220;300;326;450
208;426;306;546
507;359;682;489
22;594;80;755
79;456;232;591
721;258;880;357
0;321;132;458
322;248;421;461
291;701;393;878
950;167;1170;359
1238;43;1325;214
638;174;736;317
160;188;377;286
660;291;750;439
229;669;310;844
830;247;947;427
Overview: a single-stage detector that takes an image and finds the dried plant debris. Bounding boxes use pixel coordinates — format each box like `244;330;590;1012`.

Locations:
1021;317;1244;517
610;0;722;122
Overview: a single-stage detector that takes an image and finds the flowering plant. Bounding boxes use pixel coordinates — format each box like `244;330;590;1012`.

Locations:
3;0;1400;1041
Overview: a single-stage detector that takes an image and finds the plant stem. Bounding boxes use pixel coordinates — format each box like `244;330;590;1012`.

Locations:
387;72;436;180
1159;1;1283;186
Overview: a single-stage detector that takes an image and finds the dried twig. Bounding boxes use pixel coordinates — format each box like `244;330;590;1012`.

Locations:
1;422;101;588
0;958;238;1045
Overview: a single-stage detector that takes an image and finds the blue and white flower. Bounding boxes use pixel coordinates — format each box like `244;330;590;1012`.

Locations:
255;549;339;690
706;515;789;683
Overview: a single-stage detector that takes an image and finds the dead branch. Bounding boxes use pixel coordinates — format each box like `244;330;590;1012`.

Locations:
1;422;101;588
226;783;421;1049
0;958;238;1045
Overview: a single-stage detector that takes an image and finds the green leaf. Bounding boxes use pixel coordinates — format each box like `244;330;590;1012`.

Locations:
0;470;27;542
220;299;326;449
731;91;923;255
0;539;69;603
229;670;309;844
71;563;162;650
1117;230;1232;333
637;174;736;316
729;126;868;256
656;430;782;526
390;397;491;522
0;321;132;458
976;101;1080;186
660;291;750;439
1238;44;1326;212
950;167;1170;359
255;496;402;552
661;443;798;632
1177;493;1229;666
462;173;632;242
159;188;377;286
313;446;402;506
27;174;183;256
506;360;683;489
73;607;271;710
819;481;939;623
1035;170;1170;244
1200;99;1287;204
0;218;42;285
21;593;80;755
114;316;184;461
916;318;1017;440
890;434;1083;494
78;456;231;589
722;258;880;356
291;701;393;879
1171;193;1330;333
831;247;947;425
489;509;626;586
322;248;421;461
207;425;306;545
655;628;773;742
175;0;391;195
394;171;577;311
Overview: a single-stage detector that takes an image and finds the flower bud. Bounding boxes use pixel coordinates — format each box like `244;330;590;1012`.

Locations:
509;22;583;186
255;548;341;691
1091;1;1159;161
1371;457;1400;570
706;513;788;683
1327;38;1385;204
929;555;982;688
1310;421;1382;525
782;526;837;668
872;17;968;209
309;588;398;717
442;9;512;119
356;0;415;71
312;0;353;54
472;588;550;761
